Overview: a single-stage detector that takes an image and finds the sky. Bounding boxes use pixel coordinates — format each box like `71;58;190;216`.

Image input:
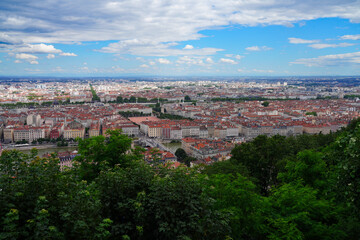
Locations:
0;0;360;77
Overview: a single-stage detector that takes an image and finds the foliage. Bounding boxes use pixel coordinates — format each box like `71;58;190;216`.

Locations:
266;182;345;240
175;148;187;162
158;113;192;120
325;122;360;215
229;132;339;195
140;168;230;240
152;102;161;113
211;97;298;102
175;148;196;167
118;111;151;118
204;174;265;239
262;101;270;107
344;94;360;99
89;84;100;102
115;96;167;104
75;129;132;181
203;160;249;178
1;122;360;239
306;111;317;116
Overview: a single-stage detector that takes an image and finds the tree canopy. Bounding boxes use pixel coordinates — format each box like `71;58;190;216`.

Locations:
1;120;360;239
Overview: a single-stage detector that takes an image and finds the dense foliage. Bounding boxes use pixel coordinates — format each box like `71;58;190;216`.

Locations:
1;120;360;239
118;111;151;118
90;84;100;102
158;113;192;120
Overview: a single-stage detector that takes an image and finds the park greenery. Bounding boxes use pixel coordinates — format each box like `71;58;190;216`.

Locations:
211;97;298;102
175;148;197;167
1;120;360;239
306;111;317;116
158;113;192;120
344;94;360;99
115;96;167;104
261;101;270;107
118;111;151;118
89;84;100;102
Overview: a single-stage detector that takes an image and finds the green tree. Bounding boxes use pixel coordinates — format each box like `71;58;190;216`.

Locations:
27;196;63;240
116;96;123;103
204;160;249;178
261;101;270;107
89;84;100;102
96;163;154;239
140;168;230;239
266;182;345;240
183;156;196;167
231;135;289;195
325;123;360;239
75;130;132;181
152;103;161;113
204;174;265;239
175;148;187;162
0;209;21;240
278;150;328;191
129;96;136;103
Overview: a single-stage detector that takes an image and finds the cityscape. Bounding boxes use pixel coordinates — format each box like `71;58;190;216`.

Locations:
1;77;359;166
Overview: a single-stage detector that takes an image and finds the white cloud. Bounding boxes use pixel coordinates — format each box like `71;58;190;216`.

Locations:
0;0;360;63
140;64;149;68
206;57;214;64
237;69;245;72
340;34;360;40
100;39;222;56
252;69;274;73
225;54;233;57
0;33;23;45
52;66;64;72
291;51;360;67
29;60;38;64
235;55;244;60
288;37;319;44
246;46;272;51
47;54;55;59
14;43;62;54
246;46;260;51
177;56;205;65
15;53;38;60
14;60;22;63
158;58;171;64
308;43;355;49
24;68;42;72
0;60;2;63
149;61;156;65
1;0;360;46
111;66;125;72
219;58;237;64
60;52;77;56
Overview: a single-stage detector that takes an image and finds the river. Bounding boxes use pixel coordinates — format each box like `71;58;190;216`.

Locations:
162;142;182;153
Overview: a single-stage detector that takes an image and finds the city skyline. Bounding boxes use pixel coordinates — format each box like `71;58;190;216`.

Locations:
1;0;360;77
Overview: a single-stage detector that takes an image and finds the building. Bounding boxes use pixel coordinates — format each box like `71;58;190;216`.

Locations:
13;126;45;143
63;121;85;140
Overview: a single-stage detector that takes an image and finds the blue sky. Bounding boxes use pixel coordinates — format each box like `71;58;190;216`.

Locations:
0;0;360;76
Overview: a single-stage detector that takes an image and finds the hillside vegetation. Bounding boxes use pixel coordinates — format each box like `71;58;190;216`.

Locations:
1;121;359;239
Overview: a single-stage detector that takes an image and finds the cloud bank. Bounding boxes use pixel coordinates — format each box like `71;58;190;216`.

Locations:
1;0;360;54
